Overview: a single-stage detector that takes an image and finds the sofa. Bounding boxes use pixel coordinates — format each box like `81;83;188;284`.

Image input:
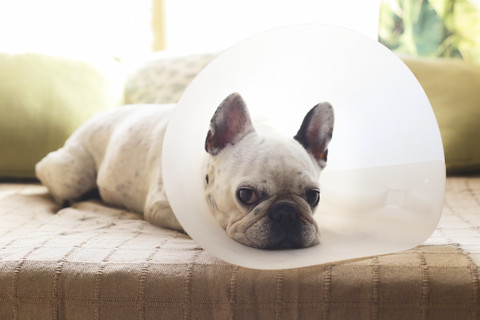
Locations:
1;51;480;319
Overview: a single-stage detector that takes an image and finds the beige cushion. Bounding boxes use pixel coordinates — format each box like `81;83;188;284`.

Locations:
0;53;125;178
0;177;479;319
125;52;217;104
402;56;480;174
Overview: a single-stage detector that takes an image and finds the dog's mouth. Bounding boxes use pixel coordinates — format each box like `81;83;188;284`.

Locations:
236;202;320;250
243;217;320;250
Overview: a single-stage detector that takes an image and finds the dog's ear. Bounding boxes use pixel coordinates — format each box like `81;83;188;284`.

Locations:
294;102;334;168
205;93;255;155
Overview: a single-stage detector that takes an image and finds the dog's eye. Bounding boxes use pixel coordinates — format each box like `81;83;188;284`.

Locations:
237;187;259;205
306;190;320;206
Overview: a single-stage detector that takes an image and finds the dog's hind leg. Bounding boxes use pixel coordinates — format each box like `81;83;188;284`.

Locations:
35;144;97;206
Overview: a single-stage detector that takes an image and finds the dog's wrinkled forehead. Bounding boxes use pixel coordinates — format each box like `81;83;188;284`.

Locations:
222;133;321;186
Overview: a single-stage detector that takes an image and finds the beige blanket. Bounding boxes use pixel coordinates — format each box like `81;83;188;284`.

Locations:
1;178;479;319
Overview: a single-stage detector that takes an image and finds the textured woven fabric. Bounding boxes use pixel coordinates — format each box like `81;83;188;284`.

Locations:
124;52;217;105
1;177;479;320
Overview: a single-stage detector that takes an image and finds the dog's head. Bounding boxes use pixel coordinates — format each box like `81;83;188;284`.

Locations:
204;93;334;249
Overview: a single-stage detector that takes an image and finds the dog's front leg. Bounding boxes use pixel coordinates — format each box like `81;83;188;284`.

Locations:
144;185;183;231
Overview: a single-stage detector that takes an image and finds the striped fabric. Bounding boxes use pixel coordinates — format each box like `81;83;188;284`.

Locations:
1;177;479;319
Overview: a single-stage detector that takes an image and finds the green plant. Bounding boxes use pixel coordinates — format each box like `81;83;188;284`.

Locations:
379;0;480;64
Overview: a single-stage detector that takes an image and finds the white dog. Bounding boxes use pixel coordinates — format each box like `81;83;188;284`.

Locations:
36;93;334;249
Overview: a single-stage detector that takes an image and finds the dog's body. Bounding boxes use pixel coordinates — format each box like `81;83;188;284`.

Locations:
36;93;334;249
36;104;182;230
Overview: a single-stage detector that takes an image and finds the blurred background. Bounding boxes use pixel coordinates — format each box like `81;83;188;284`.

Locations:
1;0;478;62
2;0;480;178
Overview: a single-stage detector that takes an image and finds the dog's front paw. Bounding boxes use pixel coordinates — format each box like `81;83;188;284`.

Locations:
144;190;183;231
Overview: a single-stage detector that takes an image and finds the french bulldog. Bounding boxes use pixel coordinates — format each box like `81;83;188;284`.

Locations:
36;93;334;249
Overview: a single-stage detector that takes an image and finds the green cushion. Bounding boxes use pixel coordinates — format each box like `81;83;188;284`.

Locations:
402;56;480;174
0;53;125;179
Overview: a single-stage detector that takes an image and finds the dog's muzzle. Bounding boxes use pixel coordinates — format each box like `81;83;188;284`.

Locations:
266;201;317;249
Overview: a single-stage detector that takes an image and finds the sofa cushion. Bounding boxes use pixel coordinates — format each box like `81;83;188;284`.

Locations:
125;52;217;104
402;56;480;174
0;177;480;319
0;53;125;179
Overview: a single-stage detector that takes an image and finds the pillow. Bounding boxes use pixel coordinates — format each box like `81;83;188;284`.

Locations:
402;56;480;174
125;52;217;104
0;53;125;179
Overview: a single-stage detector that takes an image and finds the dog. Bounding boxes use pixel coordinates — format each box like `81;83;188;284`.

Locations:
36;93;334;249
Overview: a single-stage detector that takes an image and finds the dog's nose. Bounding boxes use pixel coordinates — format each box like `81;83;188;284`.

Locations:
269;202;298;223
